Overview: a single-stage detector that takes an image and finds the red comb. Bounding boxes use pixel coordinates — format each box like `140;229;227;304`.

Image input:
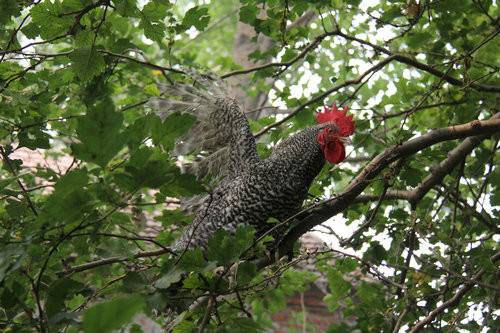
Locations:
315;103;355;136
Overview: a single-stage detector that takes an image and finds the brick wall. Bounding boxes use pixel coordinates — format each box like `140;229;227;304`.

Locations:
271;284;341;333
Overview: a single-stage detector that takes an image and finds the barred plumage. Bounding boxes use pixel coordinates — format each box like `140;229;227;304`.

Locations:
148;71;351;253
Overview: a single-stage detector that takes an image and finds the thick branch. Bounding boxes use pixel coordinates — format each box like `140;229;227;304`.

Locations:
410;135;484;206
342;126;493;243
279;115;500;254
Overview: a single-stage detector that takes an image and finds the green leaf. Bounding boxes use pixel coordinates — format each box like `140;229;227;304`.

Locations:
17;128;50;149
130;323;144;333
181;6;210;31
206;226;255;266
327;323;351;333
83;295;144;333
62;0;91;12
0;244;26;283
206;229;235;266
227;317;263;332
239;5;258;25
156;209;194;228
407;32;433;48
236;262;257;286
46;278;85;318
74;30;94;48
335;257;358;273
121;272;147;293
39;169;93;224
173;320;195;333
363;241;387;265
72;100;125;167
54;168;89;196
150;113;196;151
178;248;207;272
115;0;139;17
30;0;73;39
0;0;23;25
161;173;204;197
5;199;29;218
0;177;15;190
346;0;362;6
144;84;161;96
154;270;183;289
182;274;204;289
356;282;385;309
69;48;106;82
490;190;500;206
140;20;165;43
324;268;351;311
0;62;22;81
123;157;175;189
379;6;403;23
266;217;279;224
281;48;297;62
401;165;423;187
142;1;170;21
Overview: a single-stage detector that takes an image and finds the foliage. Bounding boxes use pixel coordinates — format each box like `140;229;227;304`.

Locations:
0;0;499;332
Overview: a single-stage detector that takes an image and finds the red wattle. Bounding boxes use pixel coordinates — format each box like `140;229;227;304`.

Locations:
324;140;345;164
317;128;346;164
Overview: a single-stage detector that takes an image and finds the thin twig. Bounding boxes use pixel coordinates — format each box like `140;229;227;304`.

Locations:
60;247;174;276
254;56;396;138
408;252;500;332
0;146;38;216
197;297;215;333
100;50;185;74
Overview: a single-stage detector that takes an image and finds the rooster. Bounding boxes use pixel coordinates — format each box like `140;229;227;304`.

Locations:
148;72;355;254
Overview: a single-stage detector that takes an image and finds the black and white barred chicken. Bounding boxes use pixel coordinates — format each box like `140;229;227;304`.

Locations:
148;72;355;254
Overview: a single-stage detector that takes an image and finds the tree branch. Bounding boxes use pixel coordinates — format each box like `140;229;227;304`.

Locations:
436;185;498;232
341;121;495;243
197;297;215;333
254;56;396;138
224;27;500;93
334;28;500;93
59;247;173;276
408;251;500;333
99;50;185;74
67;0;110;34
221;29;336;79
340;181;390;246
278;115;500;255
409;135;485;206
0;146;38;216
0;11;31;62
